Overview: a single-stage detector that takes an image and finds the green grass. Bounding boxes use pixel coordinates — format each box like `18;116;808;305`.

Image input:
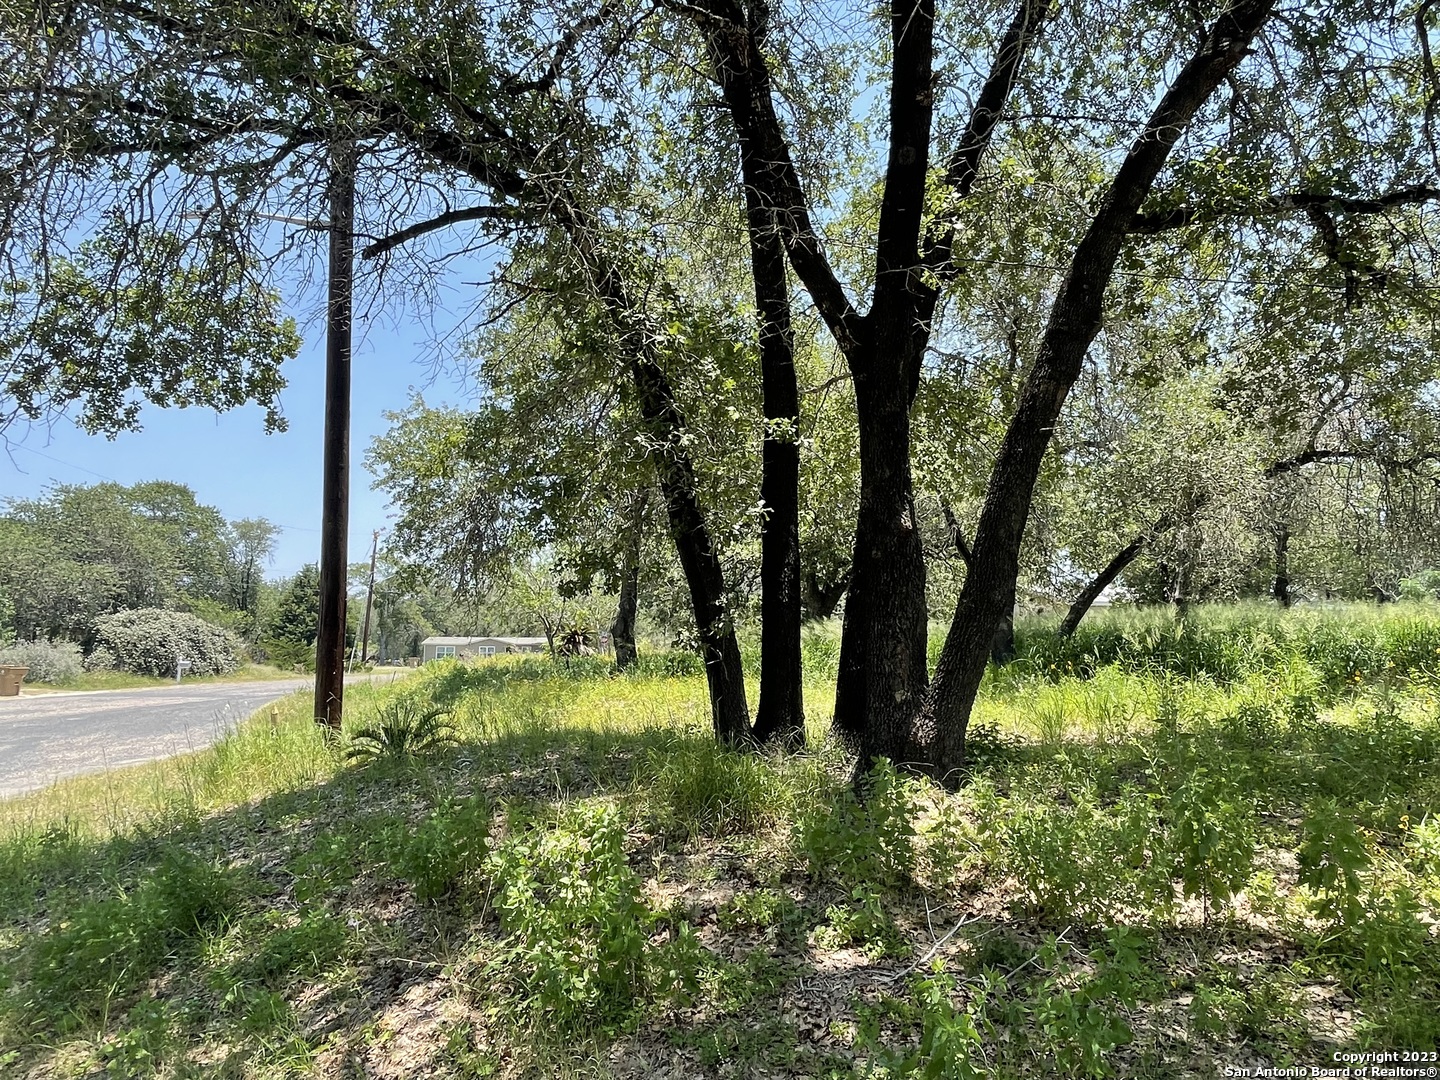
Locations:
0;606;1437;1078
19;663;309;693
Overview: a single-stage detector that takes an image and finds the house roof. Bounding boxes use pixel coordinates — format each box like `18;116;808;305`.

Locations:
421;636;548;647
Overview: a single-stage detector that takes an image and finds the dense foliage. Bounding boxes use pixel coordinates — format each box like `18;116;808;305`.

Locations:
91;608;243;678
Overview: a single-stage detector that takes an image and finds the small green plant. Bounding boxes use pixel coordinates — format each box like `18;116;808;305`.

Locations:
96;997;174;1078
442;1020;500;1077
814;884;908;959
717;888;805;939
1297;798;1371;925
856;964;990;1080
647;919;709;1008
486;804;648;1032
1165;767;1257;921
345;699;457;763
796;759;918;888
25;851;239;1022
386;793;491;902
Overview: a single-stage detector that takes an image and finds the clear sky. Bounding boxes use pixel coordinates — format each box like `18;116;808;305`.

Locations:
1;284;480;580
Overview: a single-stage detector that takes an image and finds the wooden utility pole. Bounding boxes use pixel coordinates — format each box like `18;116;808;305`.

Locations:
359;529;378;665
314;140;355;729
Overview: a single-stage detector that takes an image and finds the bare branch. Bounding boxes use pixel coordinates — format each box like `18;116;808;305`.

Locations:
362;205;529;259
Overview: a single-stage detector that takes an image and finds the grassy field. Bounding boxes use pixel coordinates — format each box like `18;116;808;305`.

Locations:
17;664;311;694
1;604;1437;1078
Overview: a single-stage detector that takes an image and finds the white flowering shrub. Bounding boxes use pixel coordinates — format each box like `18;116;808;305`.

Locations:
92;609;242;677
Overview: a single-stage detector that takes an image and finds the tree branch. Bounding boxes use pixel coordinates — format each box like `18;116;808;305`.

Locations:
674;0;863;354
1128;184;1440;233
940;500;974;568
361;205;529;258
923;0;1053;280
1266;447;1440;479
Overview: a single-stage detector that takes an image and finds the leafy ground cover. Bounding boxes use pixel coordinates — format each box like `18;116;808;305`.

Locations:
1;604;1437;1078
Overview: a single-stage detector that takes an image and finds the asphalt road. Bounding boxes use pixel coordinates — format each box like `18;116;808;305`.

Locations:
0;678;318;798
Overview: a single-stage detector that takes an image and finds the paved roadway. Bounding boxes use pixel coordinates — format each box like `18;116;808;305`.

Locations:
0;678;322;797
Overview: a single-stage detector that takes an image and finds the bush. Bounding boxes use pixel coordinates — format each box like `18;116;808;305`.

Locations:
796;760;919;888
486;804;649;1032
0;639;84;684
385;793;491;903
92;608;243;677
83;645;117;672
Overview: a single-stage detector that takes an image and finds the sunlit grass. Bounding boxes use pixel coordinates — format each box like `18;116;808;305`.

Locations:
1;611;1438;1075
19;663;309;693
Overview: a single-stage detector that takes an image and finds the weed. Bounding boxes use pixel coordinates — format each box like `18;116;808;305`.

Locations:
25;851;240;1022
385;792;491;903
485;803;649;1033
238;910;351;987
639;736;780;838
1297;798;1372;925
796;759;917;888
1165;766;1257;920
814;884;908;959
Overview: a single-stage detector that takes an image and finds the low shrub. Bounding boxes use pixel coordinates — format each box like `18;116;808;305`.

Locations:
0;639;84;684
82;644;117;672
795;760;918;888
92;608;242;677
385;793;491;902
346;700;457;764
486;804;649;1032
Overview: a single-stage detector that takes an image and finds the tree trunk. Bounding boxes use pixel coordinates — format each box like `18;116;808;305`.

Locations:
921;0;1276;784
737;125;804;750
802;570;849;621
833;346;931;766
1272;526;1291;607
1059;516;1173;636
630;356;752;746
611;491;645;671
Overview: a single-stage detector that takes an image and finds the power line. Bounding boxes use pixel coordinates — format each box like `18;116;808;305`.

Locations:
5;443;121;481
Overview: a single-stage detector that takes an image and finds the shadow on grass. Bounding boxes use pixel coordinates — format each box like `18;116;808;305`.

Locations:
1;683;1437;1075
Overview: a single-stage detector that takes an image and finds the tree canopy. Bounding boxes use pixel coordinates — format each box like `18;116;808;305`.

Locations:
5;0;1440;773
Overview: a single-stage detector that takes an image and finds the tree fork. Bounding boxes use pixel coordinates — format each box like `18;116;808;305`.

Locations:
922;0;1278;784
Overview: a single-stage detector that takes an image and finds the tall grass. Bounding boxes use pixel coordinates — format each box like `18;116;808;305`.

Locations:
1017;600;1440;690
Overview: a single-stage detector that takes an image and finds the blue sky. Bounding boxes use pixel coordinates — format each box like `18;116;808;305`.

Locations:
1;295;477;579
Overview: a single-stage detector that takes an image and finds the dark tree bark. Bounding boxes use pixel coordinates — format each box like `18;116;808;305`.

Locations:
611;489;646;671
748;215;805;748
629;355;752;745
802;570;850;620
1059;513;1175;636
1272;525;1291;607
920;0;1277;785
711;22;806;748
688;0;1054;772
